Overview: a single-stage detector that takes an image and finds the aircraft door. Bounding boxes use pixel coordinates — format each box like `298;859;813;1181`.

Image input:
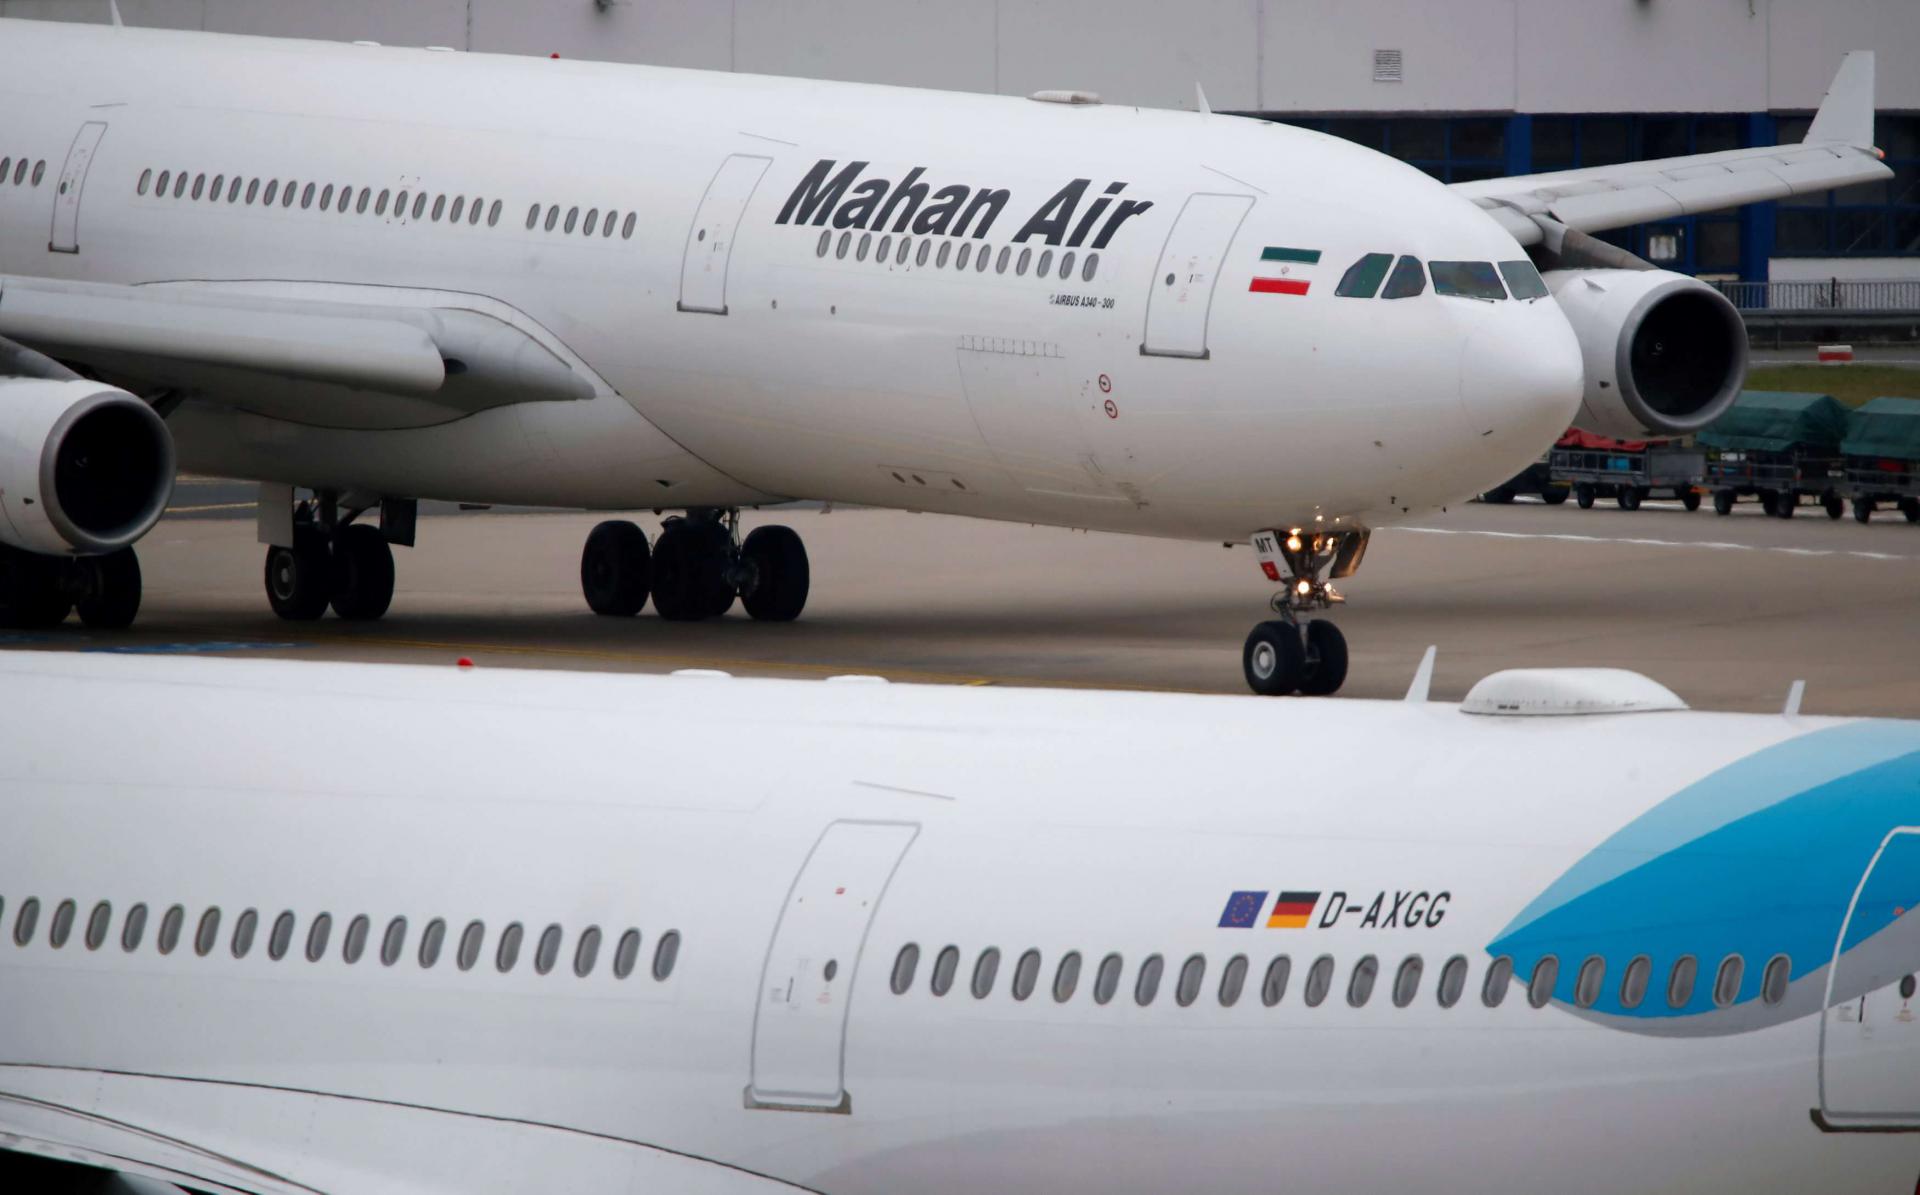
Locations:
677;153;772;315
49;121;108;254
1140;192;1253;359
748;819;918;1112
1818;827;1920;1130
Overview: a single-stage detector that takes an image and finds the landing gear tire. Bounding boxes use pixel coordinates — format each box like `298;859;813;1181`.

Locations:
651;517;735;621
1681;490;1702;512
1541;487;1568;506
740;525;810;622
265;528;332;621
1243;620;1306;696
1299;620;1349;697
1616;487;1642;512
75;548;142;630
1854;498;1875;525
581;520;652;617
1713;490;1735;517
1575;483;1595;510
329;524;395;621
1824;492;1845;520
0;545;70;629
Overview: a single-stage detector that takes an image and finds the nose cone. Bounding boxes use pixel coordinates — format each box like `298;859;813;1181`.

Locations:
1459;307;1584;465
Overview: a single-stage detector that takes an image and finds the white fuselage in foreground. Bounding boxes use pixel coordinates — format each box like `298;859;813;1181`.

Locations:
1;654;1918;1193
0;19;1581;542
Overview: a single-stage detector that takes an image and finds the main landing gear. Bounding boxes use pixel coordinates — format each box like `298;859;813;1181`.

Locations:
263;492;406;622
1241;527;1366;697
580;510;810;622
0;543;144;630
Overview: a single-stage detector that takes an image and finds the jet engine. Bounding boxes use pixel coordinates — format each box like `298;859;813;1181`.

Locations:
0;377;174;555
1541;268;1746;440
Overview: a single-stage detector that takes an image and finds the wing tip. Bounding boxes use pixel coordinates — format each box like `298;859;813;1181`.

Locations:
1804;50;1876;148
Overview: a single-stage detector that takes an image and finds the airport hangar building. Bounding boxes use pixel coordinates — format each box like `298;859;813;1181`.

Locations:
6;0;1916;287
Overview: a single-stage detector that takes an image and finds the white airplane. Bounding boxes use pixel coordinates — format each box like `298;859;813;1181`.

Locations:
0;651;1917;1193
0;19;1893;693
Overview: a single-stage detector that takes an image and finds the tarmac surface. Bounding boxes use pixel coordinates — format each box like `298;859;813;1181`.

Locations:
10;477;1920;716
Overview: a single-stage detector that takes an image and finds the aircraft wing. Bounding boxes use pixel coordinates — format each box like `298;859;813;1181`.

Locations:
0;276;596;429
1452;51;1892;245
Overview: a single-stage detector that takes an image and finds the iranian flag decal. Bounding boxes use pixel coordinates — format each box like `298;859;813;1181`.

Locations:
1250;245;1319;296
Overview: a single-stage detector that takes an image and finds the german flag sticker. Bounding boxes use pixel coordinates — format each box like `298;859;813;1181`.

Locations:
1250;246;1319;296
1266;890;1321;928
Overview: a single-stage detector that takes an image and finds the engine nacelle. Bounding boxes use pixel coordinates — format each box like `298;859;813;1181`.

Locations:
0;377;174;555
1542;268;1747;440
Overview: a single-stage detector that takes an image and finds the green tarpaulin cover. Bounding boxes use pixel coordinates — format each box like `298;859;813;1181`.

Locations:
1843;397;1920;461
1698;391;1850;454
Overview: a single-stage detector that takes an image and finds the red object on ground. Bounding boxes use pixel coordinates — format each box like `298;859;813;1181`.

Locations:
456;657;474;668
1556;427;1666;452
1817;343;1854;364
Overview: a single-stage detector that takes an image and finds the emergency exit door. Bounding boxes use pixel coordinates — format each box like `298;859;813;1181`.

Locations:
748;819;918;1112
49;121;108;254
1140;192;1252;359
677;154;771;315
1819;827;1920;1130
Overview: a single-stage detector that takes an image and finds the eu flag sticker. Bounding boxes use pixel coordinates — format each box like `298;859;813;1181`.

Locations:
1219;890;1269;928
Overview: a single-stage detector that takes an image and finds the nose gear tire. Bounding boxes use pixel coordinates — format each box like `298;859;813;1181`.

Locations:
1299;620;1350;697
75;548;142;630
1243;620;1306;696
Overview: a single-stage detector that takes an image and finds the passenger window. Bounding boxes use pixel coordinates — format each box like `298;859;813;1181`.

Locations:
1667;956;1698;1008
956;243;971;270
158;904;185;955
1059;250;1074;280
1620;955;1651;1009
930;945;960;995
85;901;111;951
470;197;484;225
319;183;333;209
1053;951;1082;1001
612;929;641;979
1012;949;1042;1001
301;182;316;209
1;157;13;184
1262;955;1291;1006
381;916;407;966
1016;247;1031;275
192;173;206;200
835;231;850;260
1135;953;1164;1006
995;246;1010;274
228;177;242;202
121;903;147;952
525;202;539;230
561;204;575;232
1093;952;1124;1005
13;897;38;946
1381;255;1425;299
653;931;680;980
1392;955;1423;1008
1303;955;1335;1007
1761;954;1791;1005
1335;252;1394;298
281;180;297;207
263;180;279;206
456;920;485;971
496;921;524;972
489;199;503;226
891;943;920;993
413;192;428;220
1713;955;1744;1008
535;924;562;975
194;907;220;957
1176;953;1206;1007
174;171;189;198
543;205;559;232
268;911;295;960
1481;955;1513;1007
895;237;909;265
916;240;931;267
1037;249;1053;277
137;168;151;195
1431;261;1507;301
573;926;601;977
816;230;831;257
306;913;332;962
856;233;871;261
1347;954;1379;1007
153;169;168;195
1574;956;1605;1008
977;245;991;272
876;235;892;263
335;184;350;212
356;188;370;214
418;918;446;968
246;178;260;204
343;914;370;964
48;899;75;948
232;908;257;958
622;212;636;239
1082;253;1099;282
582;207;597;235
450;196;464;223
1219;953;1249;1007
25;160;41;187
1527;956;1558;1008
31;160;45;186
1499;260;1550;300
1436;955;1467;1007
211;174;225;200
971;946;1001;998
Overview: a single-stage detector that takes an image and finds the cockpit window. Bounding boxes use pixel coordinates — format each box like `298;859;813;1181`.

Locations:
1499;259;1550;300
1335;253;1394;298
1430;261;1508;301
1380;255;1426;300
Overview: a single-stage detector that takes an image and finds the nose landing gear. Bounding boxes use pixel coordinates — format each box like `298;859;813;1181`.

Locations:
1242;527;1365;696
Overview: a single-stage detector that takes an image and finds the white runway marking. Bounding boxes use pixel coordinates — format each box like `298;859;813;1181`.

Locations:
1390;525;1917;562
